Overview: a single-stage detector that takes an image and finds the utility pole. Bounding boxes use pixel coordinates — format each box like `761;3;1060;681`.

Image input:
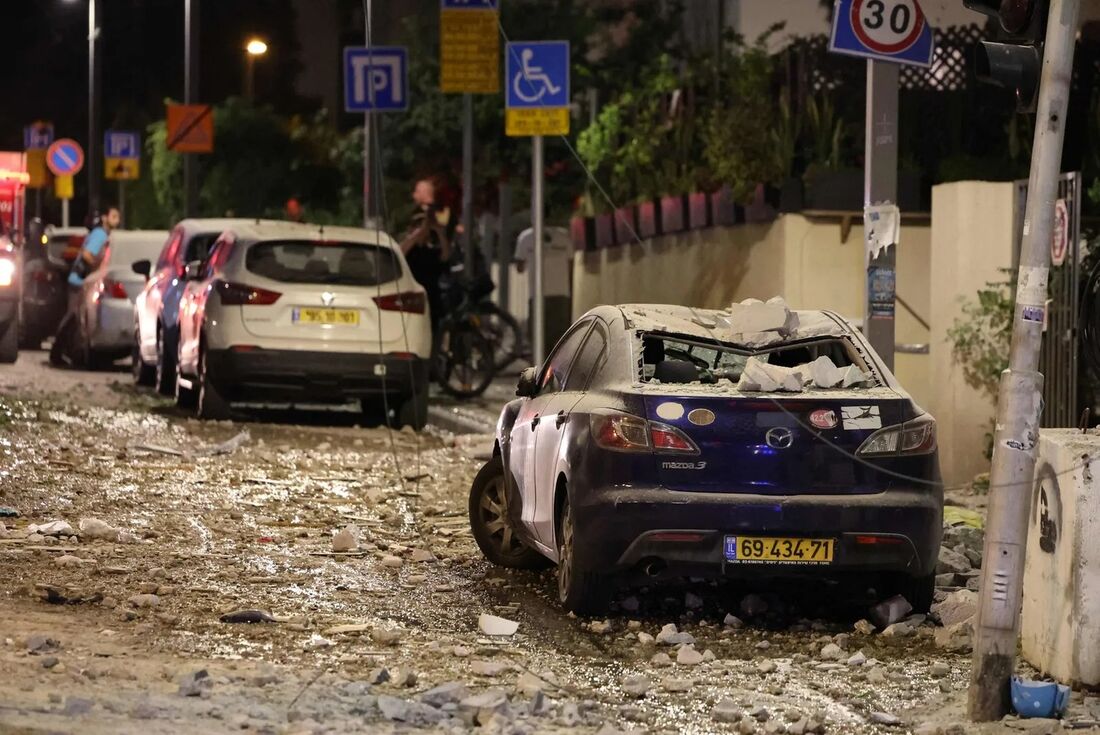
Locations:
531;135;545;369
87;0;100;217
864;60;898;372
462;94;475;275
183;0;200;218
969;0;1080;720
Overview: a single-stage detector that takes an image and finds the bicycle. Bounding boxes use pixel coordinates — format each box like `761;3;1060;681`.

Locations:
434;272;498;399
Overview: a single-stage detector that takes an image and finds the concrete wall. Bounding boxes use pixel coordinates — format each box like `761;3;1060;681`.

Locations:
927;182;1017;486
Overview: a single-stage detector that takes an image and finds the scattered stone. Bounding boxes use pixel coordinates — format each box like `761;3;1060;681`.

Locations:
637;632;655;645
303;633;335;650
377;695;409;722
677;645;705;666
931;589;978;628
930;662;951;678
557;702;582;727
590;620;612;634
371;627;402;646
219;609;276;624
662;677;692;693
867;667;887;684
25;635;60;654
913;724;942;735
656;623;694;646
40;655;59;669
758;660;778;674
751;705;772;722
847;651;868;666
871;711;902;726
452;646;472;658
127;594;159;609
869;595;913;628
54;554;90;567
621;596;640;612
178;669;211;697
478;613;518;636
421;682;469;707
651;652;672;667
685;592;704;609
740;593;769;617
937;546;972;575
381;555;403;568
516;671;548;698
881;622;915;638
62;697;94;717
78;518;121;541
471;660;511;677
723;613;745;628
411;548;435;563
368;668;390;685
622;674;652;698
819;642;844;660
756;640;772;650
28;520;76;537
460;690;508;726
702;648;716;662
935;573;957;587
934;620;975;652
713;697;743;723
332;525;359;553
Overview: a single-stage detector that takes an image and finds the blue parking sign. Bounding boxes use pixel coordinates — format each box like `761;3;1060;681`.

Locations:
506;41;569;109
344;47;409;112
104;130;140;160
441;0;497;7
829;0;934;67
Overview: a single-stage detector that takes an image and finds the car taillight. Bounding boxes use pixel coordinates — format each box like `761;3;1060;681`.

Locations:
857;415;937;456
216;281;282;306
0;258;14;287
102;278;128;299
373;291;426;314
589;412;700;455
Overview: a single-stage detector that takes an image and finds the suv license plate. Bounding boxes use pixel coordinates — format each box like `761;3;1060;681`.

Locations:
724;536;834;565
293;308;360;326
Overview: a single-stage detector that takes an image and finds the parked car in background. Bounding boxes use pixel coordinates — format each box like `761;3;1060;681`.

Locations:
20;226;87;349
174;221;431;426
469;302;943;615
133;219;257;393
71;230;168;369
0;233;20;363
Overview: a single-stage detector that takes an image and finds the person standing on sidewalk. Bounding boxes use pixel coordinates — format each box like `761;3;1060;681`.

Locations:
50;206;119;366
400;179;453;336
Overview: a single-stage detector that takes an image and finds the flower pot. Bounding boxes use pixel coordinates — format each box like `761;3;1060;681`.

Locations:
688;192;709;230
637;200;661;239
614;205;637;245
660;194;686;235
595;213;615;249
710;186;736;227
569;216;594;253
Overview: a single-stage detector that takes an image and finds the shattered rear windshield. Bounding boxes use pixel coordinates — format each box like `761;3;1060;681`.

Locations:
639;333;876;392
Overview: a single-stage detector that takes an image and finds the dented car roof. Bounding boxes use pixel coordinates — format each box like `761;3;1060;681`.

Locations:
617;303;850;347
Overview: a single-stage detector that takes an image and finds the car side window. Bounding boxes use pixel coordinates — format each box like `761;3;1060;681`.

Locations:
157;231;182;271
539;322;591;395
203;236;237;278
564;323;607;392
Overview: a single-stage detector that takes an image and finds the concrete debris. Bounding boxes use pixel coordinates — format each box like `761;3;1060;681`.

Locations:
847;650;868;666
931;589;978;628
934;619;975;652
178;669;211;697
676;645;705;665
78;517;121;541
471;660;511;677
478;613;519;636
737;357;805;393
380;555;403;568
303;633;336;650
727;299;792;337
515;671;548;698
656;623;694;646
54;554;92;567
723;613;745;628
881;622;916;638
622;674;652;698
805;356;867;389
871;711;903;726
937;546;972;575
636;632;655;645
869;595;913;629
331;525;359;553
420;682;469;708
127;594;160;609
853;618;875;635
713;697;743;723
410;548;435;563
27;520;76;537
662;677;692;693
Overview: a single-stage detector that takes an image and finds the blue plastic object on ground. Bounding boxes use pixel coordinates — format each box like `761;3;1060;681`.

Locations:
1011;677;1071;719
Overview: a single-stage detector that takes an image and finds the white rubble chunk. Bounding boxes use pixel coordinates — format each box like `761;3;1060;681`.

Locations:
737;357;805;393
78;518;121;541
727;300;790;336
723;613;744;628
840;364;868;387
478;613;519;636
515;671;548;698
28;520;76;537
331;525;359;553
676;645;705;666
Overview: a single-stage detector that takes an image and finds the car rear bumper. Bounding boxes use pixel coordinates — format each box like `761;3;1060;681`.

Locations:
206;348;428;403
89;301;134;351
572;485;943;581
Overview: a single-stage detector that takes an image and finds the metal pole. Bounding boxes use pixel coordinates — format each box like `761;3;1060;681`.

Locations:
183;0;199;218
462;93;474;274
363;113;373;226
61;199;70;229
35;189;42;223
864;59;898;372
968;0;1081;721
497;182;512;311
532;135;545;368
87;0;100;217
118;180;125;228
245;55;255;101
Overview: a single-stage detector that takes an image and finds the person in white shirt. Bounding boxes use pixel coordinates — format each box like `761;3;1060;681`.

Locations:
513;225;571;360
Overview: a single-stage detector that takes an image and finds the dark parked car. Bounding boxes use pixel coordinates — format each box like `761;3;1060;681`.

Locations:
19;226;87;349
469;303;943;615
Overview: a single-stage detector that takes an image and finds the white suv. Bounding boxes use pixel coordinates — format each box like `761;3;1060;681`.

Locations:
174;221;432;427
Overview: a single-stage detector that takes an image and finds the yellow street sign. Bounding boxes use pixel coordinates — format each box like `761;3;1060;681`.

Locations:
105;157;140;181
55;174;73;200
25;150;47;189
505;108;569;137
440;8;499;94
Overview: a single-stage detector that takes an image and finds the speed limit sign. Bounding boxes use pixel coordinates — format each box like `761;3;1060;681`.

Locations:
830;0;935;67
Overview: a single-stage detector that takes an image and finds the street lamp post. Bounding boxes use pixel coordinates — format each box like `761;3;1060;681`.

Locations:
244;38;268;101
64;0;100;219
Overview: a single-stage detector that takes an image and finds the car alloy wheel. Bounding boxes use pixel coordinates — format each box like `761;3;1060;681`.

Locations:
480;474;524;557
554;498;610;615
557;504;576;603
467;457;547;570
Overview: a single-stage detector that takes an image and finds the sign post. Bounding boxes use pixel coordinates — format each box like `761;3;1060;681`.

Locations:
344;46;409;226
105;130;141;226
505;40;569;367
830;0;934;371
440;0;500;275
47;139;85;229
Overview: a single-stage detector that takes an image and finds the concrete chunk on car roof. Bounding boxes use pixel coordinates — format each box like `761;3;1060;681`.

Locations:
615;303;848;346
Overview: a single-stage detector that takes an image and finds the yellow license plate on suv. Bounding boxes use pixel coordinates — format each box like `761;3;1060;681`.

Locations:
724;536;834;565
293;308;360;326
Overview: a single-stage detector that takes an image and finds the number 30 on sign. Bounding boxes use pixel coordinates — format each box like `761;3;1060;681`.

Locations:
829;0;935;68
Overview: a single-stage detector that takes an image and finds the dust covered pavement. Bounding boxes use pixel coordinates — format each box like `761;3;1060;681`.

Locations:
0;355;1097;735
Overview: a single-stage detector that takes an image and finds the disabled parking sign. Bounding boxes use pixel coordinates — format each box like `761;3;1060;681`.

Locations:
829;0;935;67
344;47;409;112
505;41;570;137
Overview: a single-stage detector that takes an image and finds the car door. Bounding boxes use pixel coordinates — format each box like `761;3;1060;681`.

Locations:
510;320;592;542
531;321;608;549
179;235;234;375
139;229;182;359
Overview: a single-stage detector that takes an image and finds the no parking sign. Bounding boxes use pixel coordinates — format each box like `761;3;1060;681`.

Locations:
829;0;935;67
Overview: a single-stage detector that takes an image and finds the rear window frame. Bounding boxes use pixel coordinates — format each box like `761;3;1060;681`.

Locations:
241;239;403;288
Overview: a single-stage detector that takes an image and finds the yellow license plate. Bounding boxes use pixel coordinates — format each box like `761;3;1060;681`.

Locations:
293;308;360;326
724;536;834;564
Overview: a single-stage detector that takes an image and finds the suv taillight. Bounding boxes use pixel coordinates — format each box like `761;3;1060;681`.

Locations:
589;411;700;455
857;415;937;456
215;281;282;306
373;291;426;314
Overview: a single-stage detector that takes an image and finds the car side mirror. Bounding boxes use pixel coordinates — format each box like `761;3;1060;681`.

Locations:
516;367;538;398
132;259;151;279
183;260;203;281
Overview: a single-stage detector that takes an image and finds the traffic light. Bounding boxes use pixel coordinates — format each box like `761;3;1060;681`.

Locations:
965;0;1049;111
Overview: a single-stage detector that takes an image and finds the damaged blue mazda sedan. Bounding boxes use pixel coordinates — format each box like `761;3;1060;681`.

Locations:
468;302;943;615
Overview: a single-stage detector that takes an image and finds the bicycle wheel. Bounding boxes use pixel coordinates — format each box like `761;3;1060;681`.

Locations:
475;303;524;372
438;319;496;399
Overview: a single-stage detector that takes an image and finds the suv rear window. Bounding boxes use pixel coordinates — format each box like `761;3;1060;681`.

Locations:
245;240;401;286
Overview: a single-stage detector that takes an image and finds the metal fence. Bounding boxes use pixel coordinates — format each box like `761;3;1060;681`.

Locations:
1015;172;1083;428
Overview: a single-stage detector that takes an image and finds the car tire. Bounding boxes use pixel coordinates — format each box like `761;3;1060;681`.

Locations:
397;392;428;431
155;325;177;396
196;348;231;420
132;332;156;386
0;319;17;364
174;349;197;409
556;498;610;616
885;571;936;614
359;399;389;428
468;457;548;570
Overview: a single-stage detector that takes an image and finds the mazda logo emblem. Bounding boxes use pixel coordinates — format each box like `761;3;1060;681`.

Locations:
321;291;336;306
765;427;794;449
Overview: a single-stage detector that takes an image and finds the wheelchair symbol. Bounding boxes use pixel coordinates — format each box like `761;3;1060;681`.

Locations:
512;48;562;103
